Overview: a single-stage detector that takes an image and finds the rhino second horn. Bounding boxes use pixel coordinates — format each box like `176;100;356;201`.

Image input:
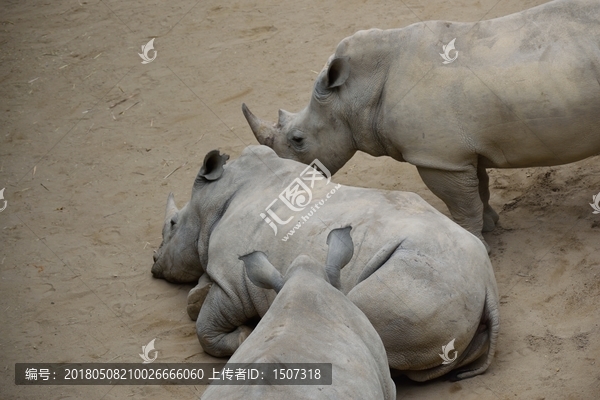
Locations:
242;103;275;147
165;192;178;220
278;109;295;127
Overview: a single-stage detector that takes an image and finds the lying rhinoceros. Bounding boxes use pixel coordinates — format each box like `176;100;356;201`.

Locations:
201;227;396;399
242;0;600;251
152;145;499;381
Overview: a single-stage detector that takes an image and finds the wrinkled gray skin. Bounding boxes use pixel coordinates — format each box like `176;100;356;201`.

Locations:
152;145;499;381
242;0;600;252
201;227;396;400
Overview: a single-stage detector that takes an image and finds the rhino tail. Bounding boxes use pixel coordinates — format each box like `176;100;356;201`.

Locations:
451;288;500;381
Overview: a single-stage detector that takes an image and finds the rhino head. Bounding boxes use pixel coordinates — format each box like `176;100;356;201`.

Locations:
242;56;357;175
151;150;229;283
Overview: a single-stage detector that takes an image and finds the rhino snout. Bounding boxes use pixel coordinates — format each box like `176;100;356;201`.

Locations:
151;260;163;279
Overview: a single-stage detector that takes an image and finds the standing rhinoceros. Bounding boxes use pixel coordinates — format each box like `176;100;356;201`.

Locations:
242;0;600;251
152;145;499;381
201;227;396;400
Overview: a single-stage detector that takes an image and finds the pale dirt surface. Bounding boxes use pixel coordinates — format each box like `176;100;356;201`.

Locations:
1;0;598;399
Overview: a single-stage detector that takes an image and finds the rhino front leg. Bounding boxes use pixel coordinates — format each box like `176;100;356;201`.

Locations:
195;285;255;357
417;166;489;252
197;323;253;357
477;164;499;233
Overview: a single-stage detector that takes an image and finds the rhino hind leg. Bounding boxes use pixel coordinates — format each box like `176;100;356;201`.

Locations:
416;166;490;252
477;163;499;233
404;289;500;382
402;329;488;382
187;274;213;321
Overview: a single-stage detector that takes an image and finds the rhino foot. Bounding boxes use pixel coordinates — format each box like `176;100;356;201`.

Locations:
482;212;497;232
198;325;255;357
482;206;499;233
187;274;213;321
237;325;253;347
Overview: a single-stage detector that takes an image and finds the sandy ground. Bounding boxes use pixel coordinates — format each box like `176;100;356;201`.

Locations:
1;0;599;398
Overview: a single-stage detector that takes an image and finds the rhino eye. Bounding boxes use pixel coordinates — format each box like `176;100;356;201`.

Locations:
290;131;306;146
170;215;177;228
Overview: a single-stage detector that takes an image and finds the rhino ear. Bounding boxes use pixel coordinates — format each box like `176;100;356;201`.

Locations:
196;150;229;185
240;251;285;293
325;226;354;289
318;57;350;92
165;192;178;221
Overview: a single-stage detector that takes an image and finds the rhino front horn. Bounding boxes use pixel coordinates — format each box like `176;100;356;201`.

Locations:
242;103;275;147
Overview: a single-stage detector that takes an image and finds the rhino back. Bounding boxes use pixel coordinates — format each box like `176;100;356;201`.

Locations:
332;0;600;170
199;146;491;337
206;148;481;297
197;147;494;376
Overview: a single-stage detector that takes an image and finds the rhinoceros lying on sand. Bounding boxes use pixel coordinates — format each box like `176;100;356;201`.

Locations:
201;227;396;400
151;145;499;381
242;0;600;251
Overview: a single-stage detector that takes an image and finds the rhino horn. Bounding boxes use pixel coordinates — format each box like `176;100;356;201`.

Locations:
278;109;295;127
242;103;276;147
325;226;354;289
165;192;178;220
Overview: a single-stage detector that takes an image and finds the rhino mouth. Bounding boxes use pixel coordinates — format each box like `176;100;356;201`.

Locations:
151;259;164;279
151;257;205;283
